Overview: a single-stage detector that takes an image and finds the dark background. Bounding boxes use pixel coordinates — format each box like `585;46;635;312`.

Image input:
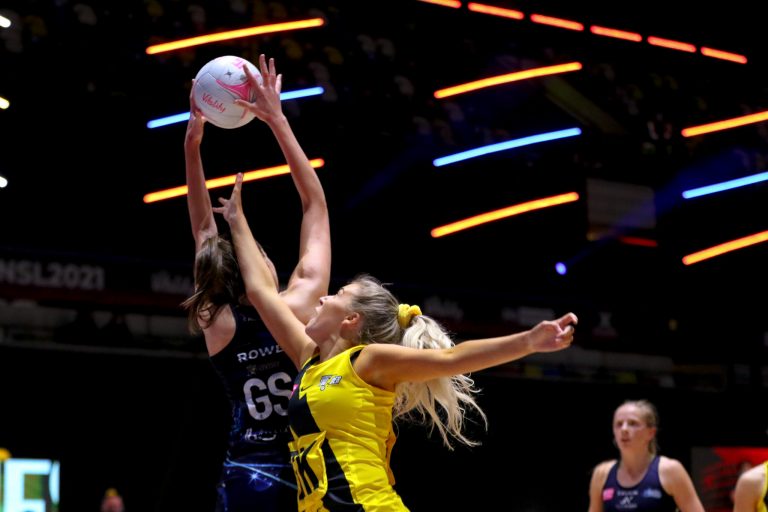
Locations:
1;0;767;510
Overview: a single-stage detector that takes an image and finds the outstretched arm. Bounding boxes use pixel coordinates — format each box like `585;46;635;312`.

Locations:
355;313;577;389
237;54;331;324
185;87;217;251
214;173;317;368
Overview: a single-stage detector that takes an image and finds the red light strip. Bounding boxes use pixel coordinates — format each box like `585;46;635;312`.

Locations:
700;46;747;64
590;25;642;42
529;14;584;31
417;0;461;7
467;3;523;19
646;36;696;53
424;2;747;63
618;236;658;247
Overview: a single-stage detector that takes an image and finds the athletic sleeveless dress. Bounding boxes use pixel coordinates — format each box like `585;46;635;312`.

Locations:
209;304;298;512
601;455;677;511
287;345;407;511
759;461;768;512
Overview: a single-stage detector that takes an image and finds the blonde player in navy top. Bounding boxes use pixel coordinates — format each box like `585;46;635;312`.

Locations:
215;172;577;511
733;460;768;512
588;400;705;512
182;54;330;511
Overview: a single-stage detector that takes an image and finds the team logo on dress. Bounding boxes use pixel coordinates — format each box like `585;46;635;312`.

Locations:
642;488;662;499
617;495;637;509
602;488;615;501
319;375;342;390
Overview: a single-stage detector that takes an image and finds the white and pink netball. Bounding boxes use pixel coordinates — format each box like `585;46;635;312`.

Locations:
192;55;261;129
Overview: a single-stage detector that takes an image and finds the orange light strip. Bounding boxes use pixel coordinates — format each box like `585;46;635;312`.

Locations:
434;62;581;99
146;19;325;55
682;230;768;265
422;2;747;64
529;14;584;31
682;110;768;137
590;25;642;42
417;0;461;7
467;3;523;19
700;46;747;64
646;36;696;53
431;192;579;238
143;159;325;203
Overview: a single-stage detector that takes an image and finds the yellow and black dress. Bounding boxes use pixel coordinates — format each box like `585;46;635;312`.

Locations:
287;345;408;511
760;461;768;512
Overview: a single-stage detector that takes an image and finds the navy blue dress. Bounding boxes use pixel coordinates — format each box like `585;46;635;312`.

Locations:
601;456;677;511
209;304;298;512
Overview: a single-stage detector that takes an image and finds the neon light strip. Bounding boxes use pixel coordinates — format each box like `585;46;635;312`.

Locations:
147;87;324;128
417;0;461;7
682;110;768;137
426;2;746;63
590;25;642;42
433;128;581;167
280;86;324;100
529;14;584;31
143;159;325;203
467;3;523;19
618;236;658;247
700;47;747;64
146;19;325;55
148;112;190;129
434;62;581;99
0;15;10;28
682;171;768;199
431;192;579;237
683;230;768;265
646;36;696;52
0;96;8;109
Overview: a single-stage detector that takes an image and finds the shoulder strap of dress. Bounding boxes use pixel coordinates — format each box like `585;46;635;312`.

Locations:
300;350;321;370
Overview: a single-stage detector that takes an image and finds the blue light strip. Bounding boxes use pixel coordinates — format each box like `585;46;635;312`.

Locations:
433;127;582;167
147;86;325;129
147;112;190;128
682;171;768;199
279;86;324;100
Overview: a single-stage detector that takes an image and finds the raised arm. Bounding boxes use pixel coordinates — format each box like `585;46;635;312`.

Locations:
660;457;705;512
214;173;317;368
236;54;331;324
356;313;577;389
185;87;217;251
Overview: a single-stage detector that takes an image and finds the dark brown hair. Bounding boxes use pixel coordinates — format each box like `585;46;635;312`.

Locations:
181;235;245;333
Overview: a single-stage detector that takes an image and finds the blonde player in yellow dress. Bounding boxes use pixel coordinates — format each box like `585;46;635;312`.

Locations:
215;173;577;511
733;461;768;512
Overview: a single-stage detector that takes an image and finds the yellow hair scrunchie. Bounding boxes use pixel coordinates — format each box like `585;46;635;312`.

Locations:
398;303;422;329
